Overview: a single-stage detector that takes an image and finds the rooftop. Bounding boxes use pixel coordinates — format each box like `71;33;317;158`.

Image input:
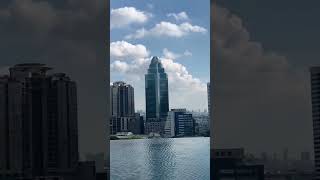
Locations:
150;56;160;64
112;81;132;87
10;63;52;72
14;63;46;67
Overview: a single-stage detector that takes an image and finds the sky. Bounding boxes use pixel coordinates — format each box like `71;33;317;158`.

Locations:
110;0;210;112
213;0;320;158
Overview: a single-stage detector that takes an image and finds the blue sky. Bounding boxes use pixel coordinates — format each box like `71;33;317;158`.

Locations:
110;0;210;111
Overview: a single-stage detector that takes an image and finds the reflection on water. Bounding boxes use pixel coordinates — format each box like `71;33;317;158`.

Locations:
146;139;176;179
110;137;209;180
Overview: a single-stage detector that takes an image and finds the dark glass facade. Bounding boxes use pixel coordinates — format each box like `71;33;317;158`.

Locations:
311;67;320;179
145;57;169;134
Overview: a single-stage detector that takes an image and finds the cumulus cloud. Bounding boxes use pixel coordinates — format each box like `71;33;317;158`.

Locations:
110;60;130;73
163;48;180;59
125;21;207;39
111;44;207;110
167;12;189;21
213;5;312;155
111;7;150;29
110;41;149;61
183;50;192;56
161;57;206;92
163;48;192;59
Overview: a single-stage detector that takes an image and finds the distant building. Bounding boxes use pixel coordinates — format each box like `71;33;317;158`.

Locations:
283;148;289;161
110;81;135;134
164;111;176;137
301;152;310;161
212;148;264;180
193;113;209;136
272;152;278;161
261;152;268;161
0;63;95;180
164;109;195;137
311;66;320;179
145;56;169;135
110;81;135;117
85;153;105;173
207;82;211;134
128;113;144;135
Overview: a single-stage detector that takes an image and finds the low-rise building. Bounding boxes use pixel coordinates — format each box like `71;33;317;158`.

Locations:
212;148;264;180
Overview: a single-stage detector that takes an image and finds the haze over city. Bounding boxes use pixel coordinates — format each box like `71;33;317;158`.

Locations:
214;0;318;159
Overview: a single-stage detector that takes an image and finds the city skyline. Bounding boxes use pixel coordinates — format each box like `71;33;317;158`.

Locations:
0;0;318;179
110;0;210;111
110;57;206;137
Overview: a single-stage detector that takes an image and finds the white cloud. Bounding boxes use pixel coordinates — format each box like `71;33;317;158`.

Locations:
163;48;180;59
167;12;189;21
110;41;149;61
110;60;130;73
160;57;206;93
110;7;150;29
125;21;207;39
163;48;192;59
183;50;192;56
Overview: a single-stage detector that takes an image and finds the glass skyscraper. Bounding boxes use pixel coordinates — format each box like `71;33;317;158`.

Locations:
145;56;169;135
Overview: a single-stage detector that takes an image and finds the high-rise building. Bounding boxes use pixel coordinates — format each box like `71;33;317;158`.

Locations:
110;81;135;117
109;81;144;135
165;109;195;137
110;81;138;134
193;113;209;136
311;66;320;179
0;63;93;180
145;56;169;135
0;75;23;177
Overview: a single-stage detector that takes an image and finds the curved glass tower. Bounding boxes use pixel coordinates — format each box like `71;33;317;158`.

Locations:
145;56;169;135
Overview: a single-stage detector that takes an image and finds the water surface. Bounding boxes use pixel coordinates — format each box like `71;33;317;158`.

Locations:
110;137;210;180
